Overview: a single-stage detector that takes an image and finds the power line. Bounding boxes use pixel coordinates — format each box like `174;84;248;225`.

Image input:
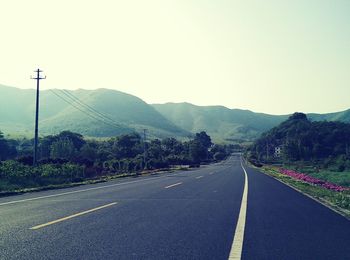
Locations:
49;89;123;131
58;89;121;127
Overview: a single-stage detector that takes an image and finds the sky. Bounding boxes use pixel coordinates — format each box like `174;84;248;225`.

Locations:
0;0;349;115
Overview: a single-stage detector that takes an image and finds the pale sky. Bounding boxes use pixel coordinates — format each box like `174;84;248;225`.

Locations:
0;0;349;115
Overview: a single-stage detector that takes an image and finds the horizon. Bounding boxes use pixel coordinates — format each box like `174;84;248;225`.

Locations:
1;1;350;114
1;83;348;116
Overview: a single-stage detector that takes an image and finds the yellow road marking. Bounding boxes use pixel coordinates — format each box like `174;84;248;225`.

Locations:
30;202;117;230
164;182;182;189
228;162;248;260
196;176;204;179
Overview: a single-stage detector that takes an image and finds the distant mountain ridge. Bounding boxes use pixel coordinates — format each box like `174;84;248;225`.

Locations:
152;103;350;142
152;102;288;142
1;84;350;142
0;84;189;139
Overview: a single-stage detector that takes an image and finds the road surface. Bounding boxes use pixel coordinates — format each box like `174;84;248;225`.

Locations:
0;155;349;259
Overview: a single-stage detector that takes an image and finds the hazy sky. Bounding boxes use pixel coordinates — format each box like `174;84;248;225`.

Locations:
1;0;349;115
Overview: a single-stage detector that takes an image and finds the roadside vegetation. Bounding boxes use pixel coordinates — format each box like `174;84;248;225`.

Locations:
0;130;233;195
246;112;350;217
261;166;350;217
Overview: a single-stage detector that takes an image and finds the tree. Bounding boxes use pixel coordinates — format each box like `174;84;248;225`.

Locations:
162;138;183;156
195;131;212;149
57;131;85;150
210;144;229;161
0;131;10;161
39;135;57;159
250;112;350;166
147;139;163;160
79;143;98;161
50;138;77;159
112;133;142;159
189;140;207;163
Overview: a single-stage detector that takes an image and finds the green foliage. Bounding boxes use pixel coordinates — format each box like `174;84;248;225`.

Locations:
195;131;212;149
188;140;207;163
0;131;17;161
0;160;37;181
249;113;350;166
50;138;77;159
0;129;230;192
309;170;350;188
0;160;85;190
112;133;142;159
0;131;9;160
79;143;98;161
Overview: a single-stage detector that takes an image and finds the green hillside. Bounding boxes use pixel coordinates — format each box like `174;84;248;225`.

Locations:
0;84;189;139
152;102;288;142
1;84;350;142
308;109;350;123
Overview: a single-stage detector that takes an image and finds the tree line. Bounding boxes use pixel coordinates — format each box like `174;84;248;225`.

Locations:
0;130;232;191
248;113;350;171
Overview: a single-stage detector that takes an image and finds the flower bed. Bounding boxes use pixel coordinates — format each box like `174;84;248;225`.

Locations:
279;168;349;192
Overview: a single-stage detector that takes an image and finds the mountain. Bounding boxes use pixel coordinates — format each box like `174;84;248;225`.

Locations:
0;84;190;139
1;84;350;142
308;110;350;123
152;102;288;142
152;103;350;142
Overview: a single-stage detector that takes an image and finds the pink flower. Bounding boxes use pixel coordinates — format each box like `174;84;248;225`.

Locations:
278;168;349;192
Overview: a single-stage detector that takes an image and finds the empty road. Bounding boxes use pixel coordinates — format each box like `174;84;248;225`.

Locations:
1;155;349;259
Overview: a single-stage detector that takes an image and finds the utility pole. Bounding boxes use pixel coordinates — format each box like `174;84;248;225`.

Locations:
143;129;147;169
31;69;46;166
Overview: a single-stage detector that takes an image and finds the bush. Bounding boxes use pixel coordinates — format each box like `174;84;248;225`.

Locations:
61;163;85;181
0;161;86;188
0;160;35;179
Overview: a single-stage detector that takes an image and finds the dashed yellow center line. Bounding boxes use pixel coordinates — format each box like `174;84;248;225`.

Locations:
30;202;118;230
164;182;182;189
196;176;204;179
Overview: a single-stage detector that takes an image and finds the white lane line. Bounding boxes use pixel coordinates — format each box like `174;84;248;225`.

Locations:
164;182;182;189
196;176;204;179
228;162;249;260
0;177;165;206
30;202;117;230
209;172;215;175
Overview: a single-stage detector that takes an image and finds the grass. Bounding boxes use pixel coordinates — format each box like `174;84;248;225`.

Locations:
282;164;350;188
260;165;350;219
308;170;350;188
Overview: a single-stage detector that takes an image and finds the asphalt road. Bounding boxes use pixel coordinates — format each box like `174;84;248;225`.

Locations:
0;155;349;260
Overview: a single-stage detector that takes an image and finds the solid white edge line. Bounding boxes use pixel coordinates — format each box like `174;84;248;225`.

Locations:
228;161;248;260
30;202;118;230
0;177;166;206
